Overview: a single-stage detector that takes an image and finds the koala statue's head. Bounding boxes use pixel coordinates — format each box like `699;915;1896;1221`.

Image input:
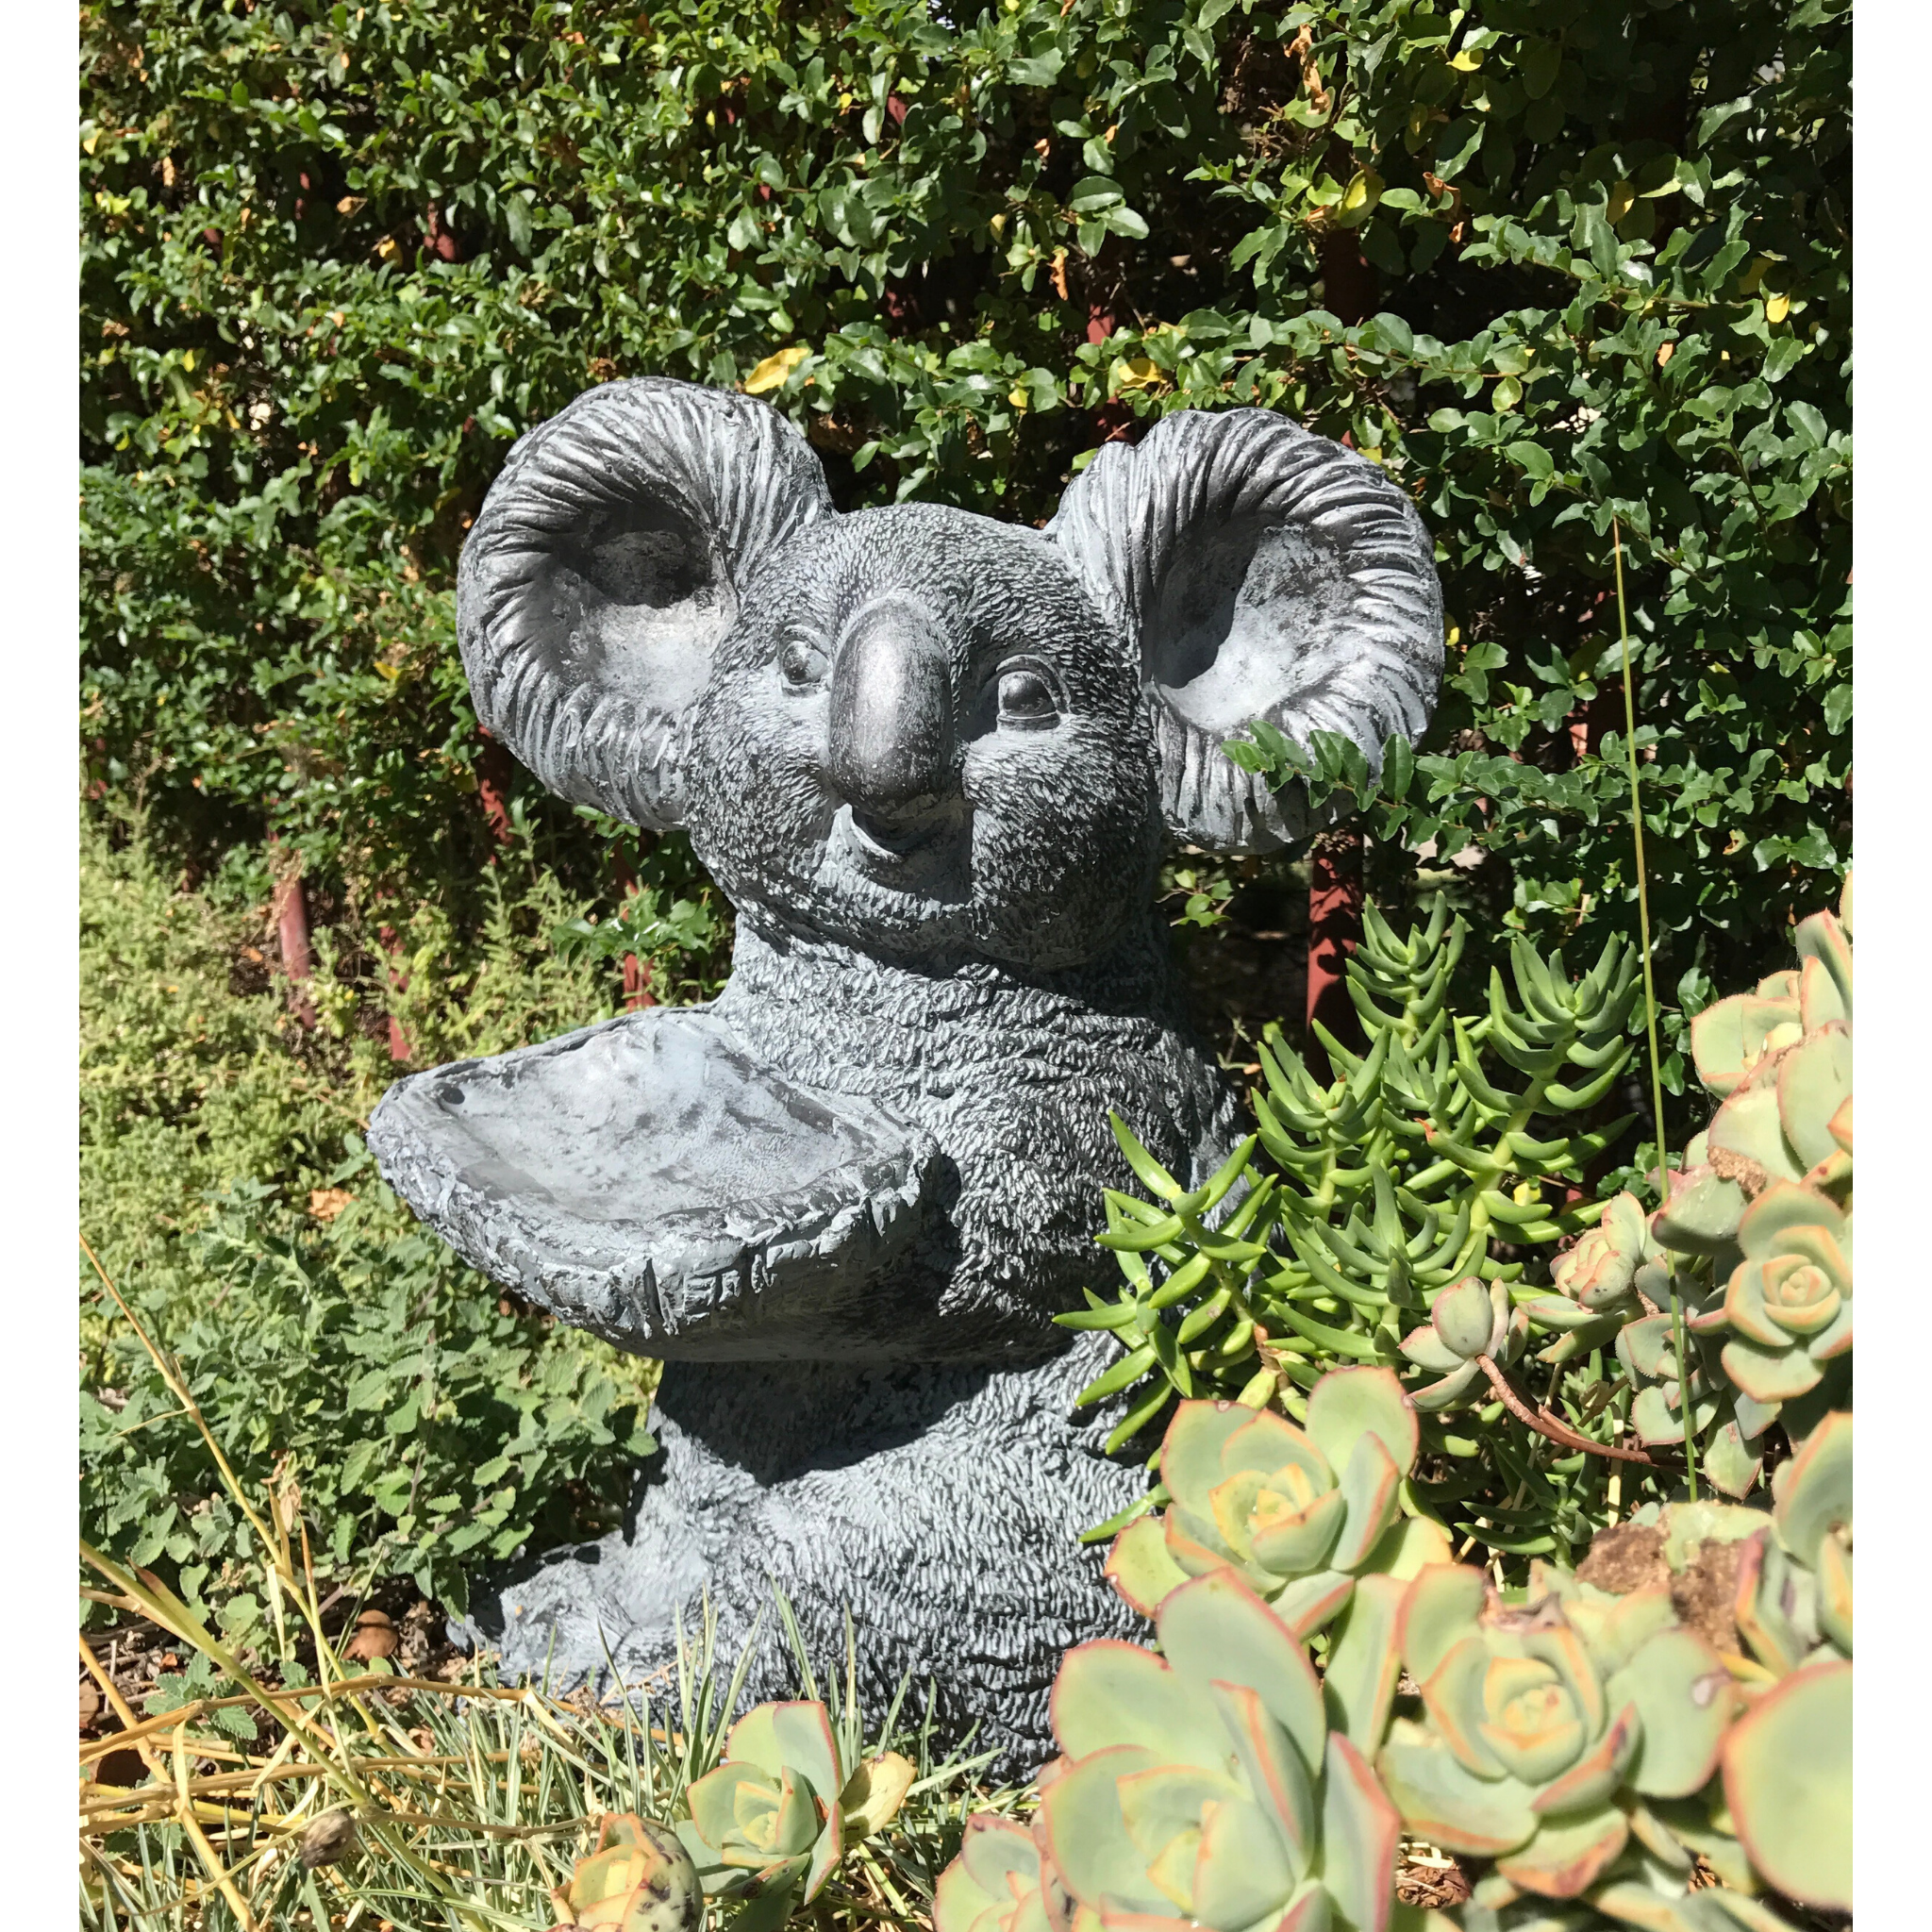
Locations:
458;380;1443;974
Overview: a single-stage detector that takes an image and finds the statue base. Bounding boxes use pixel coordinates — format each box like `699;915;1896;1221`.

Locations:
454;1332;1148;1775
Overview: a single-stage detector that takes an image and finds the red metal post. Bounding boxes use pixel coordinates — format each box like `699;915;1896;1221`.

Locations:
1303;225;1377;1069
270;841;317;1028
1306;828;1364;1065
609;845;657;1012
377;922;415;1063
476;728;514;849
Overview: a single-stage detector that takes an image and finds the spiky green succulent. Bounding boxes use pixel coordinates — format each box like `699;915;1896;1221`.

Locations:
1396;1277;1527;1412
1039;1568;1406;1932
681;1702;912;1925
1105;1369;1449;1630
1377;1565;1739;1904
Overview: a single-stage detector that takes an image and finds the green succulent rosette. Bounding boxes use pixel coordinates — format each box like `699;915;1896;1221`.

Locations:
1040;1569;1405;1932
934;1813;1067;1932
1396;1277;1527;1412
1105;1368;1449;1632
1687;1181;1851;1424
681;1702;849;1923
1637;886;1853;1483
1377;1566;1738;1903
1548;1193;1663;1319
1732;1409;1851;1680
1607;1307;1774;1500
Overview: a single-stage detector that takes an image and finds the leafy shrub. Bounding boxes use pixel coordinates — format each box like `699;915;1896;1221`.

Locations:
79;808;358;1286
81;0;1849;1068
82;1174;658;1625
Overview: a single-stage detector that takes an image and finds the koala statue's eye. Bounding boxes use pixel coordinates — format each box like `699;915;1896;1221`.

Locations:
996;661;1061;730
776;634;828;691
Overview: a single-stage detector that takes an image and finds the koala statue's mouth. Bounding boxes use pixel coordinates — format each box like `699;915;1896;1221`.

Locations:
832;801;969;893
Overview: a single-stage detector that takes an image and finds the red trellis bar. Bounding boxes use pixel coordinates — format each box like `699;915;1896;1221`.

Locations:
269;838;317;1029
1302;225;1378;1068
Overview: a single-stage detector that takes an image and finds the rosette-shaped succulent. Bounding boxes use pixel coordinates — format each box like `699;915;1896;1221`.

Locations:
1657;892;1852;1273
934;1813;1066;1932
1038;1569;1404;1932
1721;1414;1852;1914
1733;1409;1851;1679
1524;1196;1672;1368
1104;1368;1448;1632
1691;1181;1851;1421
1396;1277;1527;1412
1548;1194;1663;1318
551;1815;704;1932
681;1702;913;1923
1378;1566;1738;1901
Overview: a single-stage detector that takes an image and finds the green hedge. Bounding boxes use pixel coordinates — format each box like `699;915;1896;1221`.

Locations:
81;0;1849;1077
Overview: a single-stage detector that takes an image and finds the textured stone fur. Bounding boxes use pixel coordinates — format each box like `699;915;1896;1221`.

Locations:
464;1331;1153;1777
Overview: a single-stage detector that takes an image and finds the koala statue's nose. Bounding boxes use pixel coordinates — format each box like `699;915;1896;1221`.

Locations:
827;596;955;820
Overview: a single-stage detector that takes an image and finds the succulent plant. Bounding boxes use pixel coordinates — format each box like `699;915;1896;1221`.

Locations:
1105;1368;1449;1632
1669;892;1851;1423
551;1814;704;1932
934;1812;1069;1932
1688;1180;1851;1426
1722;1414;1852;1912
1066;899;1639;1461
1546;1194;1664;1321
1038;1568;1405;1932
1721;1659;1850;1915
1732;1410;1851;1679
1377;1565;1738;1902
1396;1277;1527;1412
1611;1312;1724;1455
1631;878;1854;1504
681;1701;913;1926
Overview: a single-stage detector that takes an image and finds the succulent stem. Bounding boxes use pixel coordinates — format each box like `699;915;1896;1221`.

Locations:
1472;1353;1671;1469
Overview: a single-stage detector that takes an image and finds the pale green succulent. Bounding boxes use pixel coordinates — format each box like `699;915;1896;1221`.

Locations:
1396;1276;1527;1412
680;1701;913;1927
1038;1568;1406;1932
1717;1404;1852;1917
1690;1181;1851;1424
933;1813;1063;1932
1377;1565;1738;1904
1639;880;1854;1493
1105;1368;1449;1633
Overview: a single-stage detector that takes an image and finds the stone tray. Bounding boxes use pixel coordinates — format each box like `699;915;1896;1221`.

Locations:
367;1008;939;1355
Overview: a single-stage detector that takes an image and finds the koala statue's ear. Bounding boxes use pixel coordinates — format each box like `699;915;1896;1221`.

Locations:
1046;408;1444;853
458;377;834;830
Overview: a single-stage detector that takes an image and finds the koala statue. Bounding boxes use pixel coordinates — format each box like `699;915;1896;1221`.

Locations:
369;378;1442;1771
